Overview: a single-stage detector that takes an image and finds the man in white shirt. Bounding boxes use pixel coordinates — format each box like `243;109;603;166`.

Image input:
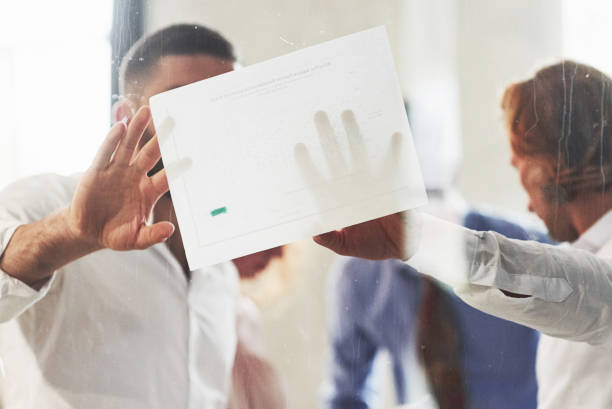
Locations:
313;60;612;407
0;24;281;409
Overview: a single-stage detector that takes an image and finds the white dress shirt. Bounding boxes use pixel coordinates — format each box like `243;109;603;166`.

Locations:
403;210;612;408
0;174;239;409
403;211;612;345
536;210;612;409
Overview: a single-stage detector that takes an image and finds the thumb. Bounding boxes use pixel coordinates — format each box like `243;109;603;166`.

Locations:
313;230;345;255
134;222;175;249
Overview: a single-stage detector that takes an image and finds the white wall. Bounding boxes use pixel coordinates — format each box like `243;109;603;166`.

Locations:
0;1;112;189
145;0;457;96
456;0;563;211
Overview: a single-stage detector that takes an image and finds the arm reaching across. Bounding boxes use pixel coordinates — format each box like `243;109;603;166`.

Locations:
303;109;612;344
0;106;172;287
314;211;612;345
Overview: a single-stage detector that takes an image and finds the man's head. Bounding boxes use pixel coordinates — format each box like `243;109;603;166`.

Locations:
119;23;236;105
116;24;282;275
116;24;237;186
502;61;612;241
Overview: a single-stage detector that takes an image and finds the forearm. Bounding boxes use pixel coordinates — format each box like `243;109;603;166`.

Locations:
0;208;99;286
406;213;612;344
455;231;612;344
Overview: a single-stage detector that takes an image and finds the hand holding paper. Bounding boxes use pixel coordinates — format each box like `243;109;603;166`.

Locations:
296;108;411;260
313;212;408;260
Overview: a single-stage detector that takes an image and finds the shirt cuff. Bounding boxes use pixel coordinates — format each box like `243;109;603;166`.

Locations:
402;212;477;288
465;231;573;302
0;266;56;323
0;222;56;322
402;212;572;301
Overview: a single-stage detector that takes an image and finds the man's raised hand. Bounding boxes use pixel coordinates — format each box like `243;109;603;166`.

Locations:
68;106;174;251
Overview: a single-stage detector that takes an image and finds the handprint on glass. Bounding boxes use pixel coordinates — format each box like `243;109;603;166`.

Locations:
294;109;404;215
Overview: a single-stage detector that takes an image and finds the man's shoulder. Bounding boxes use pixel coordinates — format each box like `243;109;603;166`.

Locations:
464;210;523;234
1;173;80;196
464;207;552;243
0;173;81;221
337;257;416;277
334;257;420;298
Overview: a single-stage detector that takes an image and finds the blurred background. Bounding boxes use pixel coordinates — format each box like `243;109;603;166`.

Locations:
2;0;612;407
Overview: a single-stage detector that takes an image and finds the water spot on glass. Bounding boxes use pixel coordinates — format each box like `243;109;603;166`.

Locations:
279;36;295;46
138;57;144;61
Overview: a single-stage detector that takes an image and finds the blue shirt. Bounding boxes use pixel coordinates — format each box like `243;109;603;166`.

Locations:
326;210;553;409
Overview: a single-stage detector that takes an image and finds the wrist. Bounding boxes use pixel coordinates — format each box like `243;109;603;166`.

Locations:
399;210;423;260
0;209;104;287
58;207;103;255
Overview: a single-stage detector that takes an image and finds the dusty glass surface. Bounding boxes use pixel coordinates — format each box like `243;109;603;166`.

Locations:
2;1;612;409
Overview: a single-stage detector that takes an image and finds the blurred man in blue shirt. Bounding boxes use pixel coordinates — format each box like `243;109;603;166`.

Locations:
325;98;552;409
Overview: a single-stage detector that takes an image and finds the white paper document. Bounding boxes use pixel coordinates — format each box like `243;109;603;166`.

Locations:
150;26;427;270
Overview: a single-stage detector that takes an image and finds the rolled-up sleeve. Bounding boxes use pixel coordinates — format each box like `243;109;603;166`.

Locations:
0;174;75;322
404;212;612;346
0;261;57;323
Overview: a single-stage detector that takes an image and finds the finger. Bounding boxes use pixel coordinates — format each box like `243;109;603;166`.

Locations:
114;106;151;165
91;122;126;170
341;110;369;171
155;116;175;146
294;143;325;187
148;168;170;199
135;135;161;172
313;111;347;176
164;157;193;182
313;230;346;255
134;222;175;249
380;132;403;176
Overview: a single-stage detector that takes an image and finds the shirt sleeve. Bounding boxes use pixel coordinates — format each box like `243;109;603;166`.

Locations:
404;211;612;346
0;174;75;323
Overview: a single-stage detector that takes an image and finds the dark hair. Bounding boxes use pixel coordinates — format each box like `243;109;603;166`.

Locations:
502;60;612;199
119;23;236;95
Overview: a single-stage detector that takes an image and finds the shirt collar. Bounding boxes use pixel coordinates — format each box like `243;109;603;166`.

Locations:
573;209;612;252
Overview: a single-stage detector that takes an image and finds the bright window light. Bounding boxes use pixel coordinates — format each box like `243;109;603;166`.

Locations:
0;1;112;188
563;0;612;74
